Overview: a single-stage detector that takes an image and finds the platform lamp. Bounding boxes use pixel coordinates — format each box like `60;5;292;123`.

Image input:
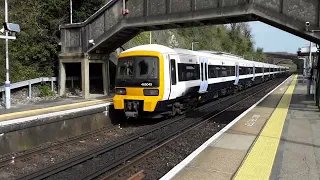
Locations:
2;0;20;109
192;41;199;51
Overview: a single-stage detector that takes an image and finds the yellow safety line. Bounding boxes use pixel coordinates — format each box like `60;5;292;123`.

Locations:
0;98;112;120
234;75;297;180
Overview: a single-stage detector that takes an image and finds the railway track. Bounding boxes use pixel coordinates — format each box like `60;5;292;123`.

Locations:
12;77;287;180
0;126;118;168
101;76;290;180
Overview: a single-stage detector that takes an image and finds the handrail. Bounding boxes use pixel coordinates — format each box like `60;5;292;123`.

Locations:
0;76;104;93
0;77;57;93
60;0;119;28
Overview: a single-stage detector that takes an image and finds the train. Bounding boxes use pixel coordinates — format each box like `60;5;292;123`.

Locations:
113;44;289;118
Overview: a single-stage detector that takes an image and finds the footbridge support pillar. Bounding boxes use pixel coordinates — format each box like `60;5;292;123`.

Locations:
58;53;116;99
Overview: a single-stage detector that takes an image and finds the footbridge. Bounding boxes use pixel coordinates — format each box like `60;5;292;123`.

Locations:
265;52;302;73
59;0;320;101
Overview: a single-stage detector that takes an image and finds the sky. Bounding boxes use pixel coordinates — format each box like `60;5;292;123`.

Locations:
249;21;309;53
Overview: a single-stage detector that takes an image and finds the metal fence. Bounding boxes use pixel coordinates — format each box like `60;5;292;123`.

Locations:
0;77;57;99
0;76;105;100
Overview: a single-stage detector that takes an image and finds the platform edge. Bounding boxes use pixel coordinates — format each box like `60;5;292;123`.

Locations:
159;75;293;180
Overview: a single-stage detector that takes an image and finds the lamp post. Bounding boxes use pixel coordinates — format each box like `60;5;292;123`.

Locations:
191;41;199;51
70;0;73;24
1;1;20;109
149;31;152;44
4;0;10;109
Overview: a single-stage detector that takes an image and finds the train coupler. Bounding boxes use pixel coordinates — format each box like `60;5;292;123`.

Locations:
124;101;140;118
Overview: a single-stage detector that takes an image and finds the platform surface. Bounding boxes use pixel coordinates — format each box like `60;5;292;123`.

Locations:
0;95;113;122
162;75;320;180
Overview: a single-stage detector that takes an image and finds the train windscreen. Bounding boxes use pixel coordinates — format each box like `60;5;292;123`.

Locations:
116;56;160;87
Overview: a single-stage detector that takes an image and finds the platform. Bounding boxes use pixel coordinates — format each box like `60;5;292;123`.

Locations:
0;95;114;133
161;75;320;180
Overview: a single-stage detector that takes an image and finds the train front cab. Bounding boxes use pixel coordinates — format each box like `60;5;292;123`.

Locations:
113;51;165;118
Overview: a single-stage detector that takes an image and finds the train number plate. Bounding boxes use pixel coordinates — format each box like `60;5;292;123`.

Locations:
141;83;153;87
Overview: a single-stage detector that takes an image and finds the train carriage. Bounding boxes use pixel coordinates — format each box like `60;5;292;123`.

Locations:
113;44;288;118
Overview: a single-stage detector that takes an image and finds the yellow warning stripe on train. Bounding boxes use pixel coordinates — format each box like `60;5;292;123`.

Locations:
234;75;297;180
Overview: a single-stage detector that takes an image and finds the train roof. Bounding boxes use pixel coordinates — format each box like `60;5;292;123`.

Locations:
122;44;286;68
122;44;176;54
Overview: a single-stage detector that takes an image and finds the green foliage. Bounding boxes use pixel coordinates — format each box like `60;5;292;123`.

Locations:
39;84;54;97
0;0;105;85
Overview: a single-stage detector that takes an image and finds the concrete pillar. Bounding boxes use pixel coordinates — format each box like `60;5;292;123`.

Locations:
59;60;66;96
102;56;110;96
81;58;90;99
102;60;108;95
316;55;320;107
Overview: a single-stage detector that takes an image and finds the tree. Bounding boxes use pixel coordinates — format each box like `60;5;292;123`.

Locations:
0;0;105;85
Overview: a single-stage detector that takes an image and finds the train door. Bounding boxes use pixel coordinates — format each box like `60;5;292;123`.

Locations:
168;55;178;99
199;58;208;93
234;62;239;85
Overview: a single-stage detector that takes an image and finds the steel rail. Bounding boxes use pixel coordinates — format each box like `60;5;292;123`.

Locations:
89;78;285;180
16;77;286;180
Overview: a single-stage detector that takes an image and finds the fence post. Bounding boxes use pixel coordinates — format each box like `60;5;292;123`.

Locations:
28;81;32;98
51;78;54;91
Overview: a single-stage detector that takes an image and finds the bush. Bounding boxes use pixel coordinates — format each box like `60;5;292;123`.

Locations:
39;85;54;97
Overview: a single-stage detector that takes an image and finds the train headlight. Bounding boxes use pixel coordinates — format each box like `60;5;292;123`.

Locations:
143;89;159;96
116;88;126;95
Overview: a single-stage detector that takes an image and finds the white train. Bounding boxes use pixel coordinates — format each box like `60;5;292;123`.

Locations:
113;44;289;118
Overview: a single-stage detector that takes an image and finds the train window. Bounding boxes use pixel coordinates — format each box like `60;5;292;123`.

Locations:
255;67;260;73
226;66;234;76
220;66;227;77
170;59;177;85
208;65;216;78
209;65;237;78
134;56;159;79
178;63;200;81
239;67;244;75
215;66;221;77
117;57;134;79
